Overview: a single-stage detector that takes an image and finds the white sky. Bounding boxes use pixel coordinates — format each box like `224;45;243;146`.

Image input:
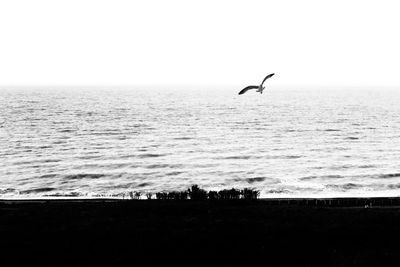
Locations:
1;0;400;87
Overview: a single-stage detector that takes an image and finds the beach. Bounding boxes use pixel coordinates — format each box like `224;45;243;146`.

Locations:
2;198;400;266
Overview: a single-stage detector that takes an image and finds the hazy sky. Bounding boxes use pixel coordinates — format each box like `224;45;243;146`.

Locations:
1;0;399;87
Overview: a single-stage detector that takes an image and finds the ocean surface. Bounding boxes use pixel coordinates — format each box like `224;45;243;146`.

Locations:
1;87;400;198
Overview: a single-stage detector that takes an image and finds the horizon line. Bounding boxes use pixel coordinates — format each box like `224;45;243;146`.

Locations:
1;84;400;89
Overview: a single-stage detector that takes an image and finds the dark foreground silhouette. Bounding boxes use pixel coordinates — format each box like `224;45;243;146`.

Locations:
152;185;260;200
120;185;260;200
2;196;400;266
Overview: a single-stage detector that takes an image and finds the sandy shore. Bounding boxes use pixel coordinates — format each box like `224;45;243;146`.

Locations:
1;198;400;266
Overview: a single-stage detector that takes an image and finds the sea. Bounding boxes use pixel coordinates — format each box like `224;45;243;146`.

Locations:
1;87;400;198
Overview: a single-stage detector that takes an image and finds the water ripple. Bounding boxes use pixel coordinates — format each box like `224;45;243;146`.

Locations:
2;88;400;198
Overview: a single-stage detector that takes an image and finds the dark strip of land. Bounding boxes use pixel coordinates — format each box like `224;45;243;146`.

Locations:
1;198;400;266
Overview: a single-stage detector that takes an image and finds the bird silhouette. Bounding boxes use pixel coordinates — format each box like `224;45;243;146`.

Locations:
238;73;275;95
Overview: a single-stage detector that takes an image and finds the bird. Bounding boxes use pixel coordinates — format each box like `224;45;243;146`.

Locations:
238;73;275;95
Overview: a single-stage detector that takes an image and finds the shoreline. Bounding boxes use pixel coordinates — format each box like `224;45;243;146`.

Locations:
2;196;400;207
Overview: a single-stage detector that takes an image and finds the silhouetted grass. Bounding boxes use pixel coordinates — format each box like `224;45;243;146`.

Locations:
141;185;260;201
129;191;142;199
188;185;208;200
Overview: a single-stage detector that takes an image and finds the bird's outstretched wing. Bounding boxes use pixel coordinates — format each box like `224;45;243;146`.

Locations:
260;73;275;87
238;86;259;95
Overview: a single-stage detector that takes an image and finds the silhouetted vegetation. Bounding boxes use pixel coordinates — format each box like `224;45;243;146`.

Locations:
208;190;219;200
218;188;242;200
129;191;142;200
141;185;260;201
155;192;168;200
188;185;208;200
164;191;189;200
242;188;260;200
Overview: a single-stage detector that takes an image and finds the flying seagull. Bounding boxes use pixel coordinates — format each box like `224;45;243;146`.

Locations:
238;73;275;95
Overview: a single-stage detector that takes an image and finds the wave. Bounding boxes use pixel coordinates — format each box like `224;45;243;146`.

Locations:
20;187;55;194
300;175;344;181
137;182;152;188
38;174;57;179
59;129;75;133
265;189;292;194
173;137;192;140
387;183;400;189
326;183;362;191
44;192;83;197
223;155;253;160
246;177;266;183
322;129;341;132
285;129;300;133
147;163;169;169
12;158;61;165
379;173;400;179
165;171;184;176
76;155;103;160
64;174;105;180
345;137;359;140
359;164;376;169
137;153;167;158
284;155;302;159
0;188;18;194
